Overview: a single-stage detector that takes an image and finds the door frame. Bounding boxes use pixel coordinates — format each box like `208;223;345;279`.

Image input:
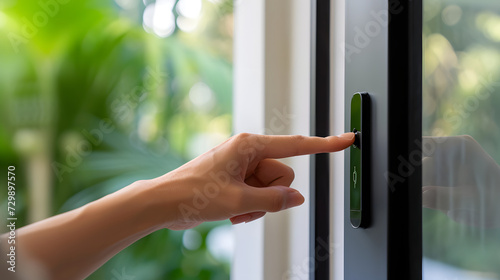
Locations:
309;0;332;278
310;0;423;279
386;0;422;277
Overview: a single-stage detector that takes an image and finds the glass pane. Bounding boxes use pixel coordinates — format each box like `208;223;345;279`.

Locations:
422;0;500;279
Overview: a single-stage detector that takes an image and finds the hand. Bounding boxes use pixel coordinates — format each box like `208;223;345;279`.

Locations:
141;132;355;230
6;132;354;280
422;135;500;227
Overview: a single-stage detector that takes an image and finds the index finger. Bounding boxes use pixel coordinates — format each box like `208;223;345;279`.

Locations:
255;132;355;159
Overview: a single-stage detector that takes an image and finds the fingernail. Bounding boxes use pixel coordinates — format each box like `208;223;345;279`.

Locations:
231;214;252;225
244;212;266;224
284;189;305;209
339;132;355;141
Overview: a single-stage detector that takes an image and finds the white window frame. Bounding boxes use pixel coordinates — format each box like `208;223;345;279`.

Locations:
232;1;346;279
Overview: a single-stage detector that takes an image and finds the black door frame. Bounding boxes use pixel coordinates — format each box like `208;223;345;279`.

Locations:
387;0;422;278
309;0;331;278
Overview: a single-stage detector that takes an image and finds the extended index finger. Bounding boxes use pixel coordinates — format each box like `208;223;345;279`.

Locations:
254;132;355;159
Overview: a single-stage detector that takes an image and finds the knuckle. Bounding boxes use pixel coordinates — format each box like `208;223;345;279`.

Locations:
290;134;305;142
461;134;472;141
233;133;252;143
460;135;480;158
289;135;305;154
462;135;477;145
228;133;254;152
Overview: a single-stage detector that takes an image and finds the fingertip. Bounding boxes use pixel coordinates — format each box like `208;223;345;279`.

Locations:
326;132;355;151
243;185;305;213
284;188;305;209
339;132;355;142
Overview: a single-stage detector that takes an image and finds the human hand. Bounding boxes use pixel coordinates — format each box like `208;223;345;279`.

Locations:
139;133;355;230
422;135;500;227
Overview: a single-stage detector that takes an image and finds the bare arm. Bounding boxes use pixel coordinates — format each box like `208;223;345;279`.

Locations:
6;183;160;280
1;133;355;280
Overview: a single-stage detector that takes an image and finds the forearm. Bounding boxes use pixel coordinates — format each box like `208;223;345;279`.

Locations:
12;180;162;280
0;133;353;279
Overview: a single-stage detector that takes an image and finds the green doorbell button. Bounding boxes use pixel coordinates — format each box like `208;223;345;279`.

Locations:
350;92;371;229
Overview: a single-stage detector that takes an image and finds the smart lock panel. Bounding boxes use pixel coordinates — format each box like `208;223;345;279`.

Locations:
350;92;371;228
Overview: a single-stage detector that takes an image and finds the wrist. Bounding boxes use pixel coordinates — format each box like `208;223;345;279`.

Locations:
83;180;166;241
135;172;207;230
124;177;182;230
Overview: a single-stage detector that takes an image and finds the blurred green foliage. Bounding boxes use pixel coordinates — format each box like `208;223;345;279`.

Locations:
0;0;233;279
422;0;500;276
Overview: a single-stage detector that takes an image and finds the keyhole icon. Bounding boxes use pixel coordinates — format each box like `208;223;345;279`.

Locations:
353;166;357;188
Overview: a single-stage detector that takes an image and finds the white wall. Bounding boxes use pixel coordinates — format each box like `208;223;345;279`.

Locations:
233;0;346;279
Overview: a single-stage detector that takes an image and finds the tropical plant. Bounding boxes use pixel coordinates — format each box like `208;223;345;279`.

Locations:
0;0;233;279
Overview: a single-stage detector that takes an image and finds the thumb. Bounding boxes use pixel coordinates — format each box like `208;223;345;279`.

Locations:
241;185;305;213
422;186;474;212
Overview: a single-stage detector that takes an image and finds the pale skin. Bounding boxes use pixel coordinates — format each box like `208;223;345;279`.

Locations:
0;132;355;280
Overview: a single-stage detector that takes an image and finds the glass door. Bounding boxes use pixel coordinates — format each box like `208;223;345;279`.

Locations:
343;0;422;279
422;0;500;279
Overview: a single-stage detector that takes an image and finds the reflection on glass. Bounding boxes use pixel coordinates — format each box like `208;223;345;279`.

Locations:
422;0;500;279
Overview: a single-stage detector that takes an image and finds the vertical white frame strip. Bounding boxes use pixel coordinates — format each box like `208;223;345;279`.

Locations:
232;0;266;279
233;0;312;279
330;0;346;279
